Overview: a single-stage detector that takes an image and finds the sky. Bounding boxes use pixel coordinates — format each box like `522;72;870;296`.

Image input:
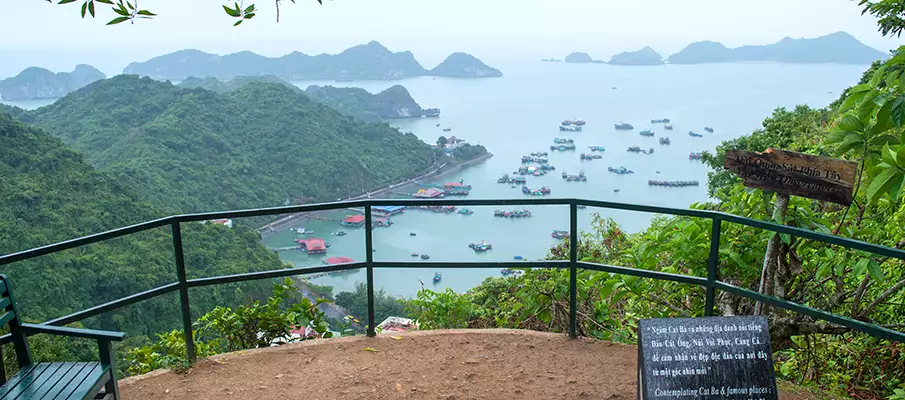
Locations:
2;0;903;77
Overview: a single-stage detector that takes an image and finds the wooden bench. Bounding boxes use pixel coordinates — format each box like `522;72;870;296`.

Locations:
0;275;125;400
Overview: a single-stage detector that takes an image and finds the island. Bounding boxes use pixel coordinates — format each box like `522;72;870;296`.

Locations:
564;52;594;63
177;75;299;93
430;52;502;78
608;46;665;66
668;32;887;64
305;85;441;123
0;64;105;101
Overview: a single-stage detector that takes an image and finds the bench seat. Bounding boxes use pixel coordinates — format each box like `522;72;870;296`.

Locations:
0;362;111;400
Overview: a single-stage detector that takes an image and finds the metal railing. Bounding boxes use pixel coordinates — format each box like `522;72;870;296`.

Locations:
1;198;904;364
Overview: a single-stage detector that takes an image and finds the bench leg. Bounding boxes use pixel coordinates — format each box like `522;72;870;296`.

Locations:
98;339;120;400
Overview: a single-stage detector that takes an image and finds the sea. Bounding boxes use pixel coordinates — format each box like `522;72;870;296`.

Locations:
2;61;867;299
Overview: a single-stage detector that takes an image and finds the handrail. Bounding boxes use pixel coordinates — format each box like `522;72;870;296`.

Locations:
1;198;903;360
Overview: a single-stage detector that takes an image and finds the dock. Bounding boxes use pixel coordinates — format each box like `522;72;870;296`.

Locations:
268;246;302;252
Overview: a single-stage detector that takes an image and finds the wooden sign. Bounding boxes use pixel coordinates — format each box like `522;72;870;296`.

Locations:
724;148;857;206
638;316;778;400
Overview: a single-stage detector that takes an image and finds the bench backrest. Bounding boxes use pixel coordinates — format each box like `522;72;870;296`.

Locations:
0;275;35;375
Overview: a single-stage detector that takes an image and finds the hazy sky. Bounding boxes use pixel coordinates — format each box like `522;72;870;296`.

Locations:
2;0;903;77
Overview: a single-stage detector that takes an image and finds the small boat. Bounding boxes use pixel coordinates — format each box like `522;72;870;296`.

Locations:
513;256;523;260
457;208;474;215
436;123;441;127
588;146;605;152
573;119;586;126
331;231;347;236
614;122;634;130
659;137;671;145
704;127;714;133
648;180;700;187
640;130;655;137
651;118;671;124
559;125;582;132
469;241;493;252
422;254;431;260
433;272;441;283
608;166;634;174
689;152;703;160
410;232;417;236
612;86;617;90
443;127;452;132
551;230;570;239
664;125;674;130
614;189;620;193
688;131;703;138
411;252;419;257
295;227;314;235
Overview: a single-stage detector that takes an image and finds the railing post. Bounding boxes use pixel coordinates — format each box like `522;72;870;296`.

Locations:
171;222;196;363
569;201;578;338
705;218;721;317
364;205;376;337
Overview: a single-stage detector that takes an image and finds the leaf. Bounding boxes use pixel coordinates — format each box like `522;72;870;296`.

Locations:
869;134;899;146
837;114;864;132
780;233;791;245
892;97;905;128
867;260;884;281
839;89;869;112
835;133;864;155
95;0;113;4
815;263;829;280
223;4;241;16
890;173;905;201
233;19;243;26
882;144;898;166
363;347;380;352
80;1;87;17
870;64;889;87
825;128;849;145
866;167;900;204
854;258;869;276
106;16;130;24
243;12;256;19
88;0;95;17
390;336;402;340
824;248;836;259
244;4;255;13
58;0;78;3
136;9;156;16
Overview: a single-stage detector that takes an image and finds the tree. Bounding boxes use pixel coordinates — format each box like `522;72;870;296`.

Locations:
858;0;905;37
49;0;325;26
436;136;447;147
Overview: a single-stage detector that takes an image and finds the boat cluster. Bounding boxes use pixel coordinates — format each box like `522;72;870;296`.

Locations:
522;155;549;164
414;205;457;213
580;153;602;161
588;146;605;152
627;146;655;154
560;119;586;131
562;171;587;182
689;152;703;160
551;230;570;239
551;143;577;151
500;268;523;276
469;241;493;252
554;137;575;144
498;174;527;184
659;137;671;145
648;180;700;187
517;165;553;176
522;185;552;196
651;118;671;123
608;166;634;175
494;209;532;218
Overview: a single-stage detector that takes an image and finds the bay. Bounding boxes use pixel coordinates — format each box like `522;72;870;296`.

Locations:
263;61;865;299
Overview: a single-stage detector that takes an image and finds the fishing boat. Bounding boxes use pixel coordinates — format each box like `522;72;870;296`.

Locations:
411;252;419;257
688;131;703;138
494;209;532;218
560;125;582;132
573;119;586;126
665;125;674;130
539;163;556;171
651;118;671;123
433;272;441;283
659;137;671;145
551;230;570;239
443;127;452;132
410;232;417;236
614;122;634;130
588;146;605;152
457;208;474;215
512;256;523;260
469;241;493;252
436;123;441;127
648;180;700;187
628;146;654;154
550;143;576;151
522;185;552;196
580;153;601;161
704;127;714;133
641;148;655;154
530;151;549;157
331;231;347;236
295;227;315;235
608;166;634;174
553;137;575;144
562;120;575;126
640;130;655;137
498;174;510;183
562;170;587;181
689;152;703;160
614;189;620;193
422;254;431;260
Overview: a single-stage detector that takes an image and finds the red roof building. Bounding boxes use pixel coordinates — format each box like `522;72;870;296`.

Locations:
324;256;354;265
343;215;365;226
298;238;327;254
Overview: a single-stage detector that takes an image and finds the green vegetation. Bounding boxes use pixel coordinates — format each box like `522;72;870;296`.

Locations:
305;84;440;123
52;0;323;26
335;282;405;325
404;46;905;399
0;65;105;101
177;75;300;94
18;75;437;216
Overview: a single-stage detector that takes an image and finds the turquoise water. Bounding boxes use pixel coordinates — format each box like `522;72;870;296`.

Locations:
265;62;866;298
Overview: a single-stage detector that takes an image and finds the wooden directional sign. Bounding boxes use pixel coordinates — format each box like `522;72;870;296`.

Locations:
724;148;857;206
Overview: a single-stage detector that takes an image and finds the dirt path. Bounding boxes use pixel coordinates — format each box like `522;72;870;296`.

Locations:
120;329;820;400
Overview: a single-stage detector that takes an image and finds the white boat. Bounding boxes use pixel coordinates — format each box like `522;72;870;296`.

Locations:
296;228;315;235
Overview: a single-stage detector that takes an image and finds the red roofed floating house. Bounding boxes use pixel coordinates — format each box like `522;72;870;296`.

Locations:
297;238;327;255
323;256;354;265
342;215;365;227
413;188;444;198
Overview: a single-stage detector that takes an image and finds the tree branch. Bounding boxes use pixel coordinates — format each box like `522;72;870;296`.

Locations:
861;277;905;317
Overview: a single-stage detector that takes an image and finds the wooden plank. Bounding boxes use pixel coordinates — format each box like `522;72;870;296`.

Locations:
724;148;857;206
0;312;15;328
0;366;37;399
0;298;11;312
61;363;103;400
28;363;88;400
0;364;53;400
14;363;75;400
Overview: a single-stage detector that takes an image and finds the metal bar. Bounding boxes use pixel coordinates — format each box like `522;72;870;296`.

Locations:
171;222;196;363
187;263;366;288
705;218;721;316
0;216;174;266
714;281;905;343
569;202;578;338
578;261;709;287
365;205;376;337
371;261;569;269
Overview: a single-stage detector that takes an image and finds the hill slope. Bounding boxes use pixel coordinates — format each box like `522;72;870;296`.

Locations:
0;64;105;101
20;76;436;214
668;32;887;64
305;85;439;123
608;47;664;66
429;53;503;78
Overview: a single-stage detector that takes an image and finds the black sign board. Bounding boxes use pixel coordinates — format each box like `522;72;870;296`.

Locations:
638;316;778;400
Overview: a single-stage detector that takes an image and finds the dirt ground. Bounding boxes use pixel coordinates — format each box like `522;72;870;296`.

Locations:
120;329;819;400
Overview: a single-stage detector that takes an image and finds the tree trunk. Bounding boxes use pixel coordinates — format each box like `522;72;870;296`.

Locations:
755;193;789;315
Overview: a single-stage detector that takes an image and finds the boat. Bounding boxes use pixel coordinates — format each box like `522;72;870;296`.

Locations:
411;252;419;257
295;227;314;235
498;174;510;183
331;231;347;236
689;152;703;160
641;148;655;154
664;125;674;130
443;127;452;132
560;125;582;132
469;241;493;252
457;208;474;215
410;232;417;236
494;209;532;218
550;143;577;151
539;164;556;171
614;189;620;193
433;272;441;283
512;256;523;260
573;119;586;126
436;123;441;127
530;152;549;157
659;137;671;145
688;131;703;138
648;180;700;187
651;118;671;123
422;254;431;260
608;166;634;175
704;127;714;133
580;153;602;161
627;146;653;154
614;122;634;130
553;138;575;144
588;146;605;152
551;230;570;239
562;170;587;181
640;130;655;137
522;185;552;196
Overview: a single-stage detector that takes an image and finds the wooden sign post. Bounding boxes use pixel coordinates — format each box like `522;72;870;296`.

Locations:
723;148;857;206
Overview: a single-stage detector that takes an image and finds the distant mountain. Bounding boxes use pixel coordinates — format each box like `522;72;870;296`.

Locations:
565;52;593;63
306;85;440;123
430;53;502;78
0;64;105;101
668;32;887;64
123;41;428;81
609;47;664;66
123;42;503;82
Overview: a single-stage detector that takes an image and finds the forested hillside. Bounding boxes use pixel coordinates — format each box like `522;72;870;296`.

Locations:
0;112;281;339
19;76;436;215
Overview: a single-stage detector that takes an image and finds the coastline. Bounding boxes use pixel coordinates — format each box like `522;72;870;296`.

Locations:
258;152;493;236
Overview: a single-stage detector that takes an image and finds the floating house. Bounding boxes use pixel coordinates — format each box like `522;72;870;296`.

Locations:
342;215;366;227
374;218;392;227
208;218;233;228
413;188;444;198
373;206;406;216
297;238;327;255
324;256;354;265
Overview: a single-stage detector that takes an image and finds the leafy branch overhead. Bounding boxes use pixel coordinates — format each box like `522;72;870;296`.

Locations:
49;0;325;26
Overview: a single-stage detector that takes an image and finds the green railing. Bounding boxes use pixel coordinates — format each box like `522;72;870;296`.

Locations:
1;198;904;364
